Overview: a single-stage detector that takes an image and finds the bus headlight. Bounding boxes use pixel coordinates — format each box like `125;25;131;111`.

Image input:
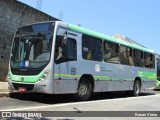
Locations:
39;70;50;82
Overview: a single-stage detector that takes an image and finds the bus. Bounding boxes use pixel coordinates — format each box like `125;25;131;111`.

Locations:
156;57;160;89
7;21;156;101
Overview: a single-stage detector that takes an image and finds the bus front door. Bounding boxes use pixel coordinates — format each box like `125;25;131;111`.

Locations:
54;28;79;94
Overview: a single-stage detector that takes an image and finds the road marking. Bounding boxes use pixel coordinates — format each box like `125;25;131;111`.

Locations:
0;94;160;111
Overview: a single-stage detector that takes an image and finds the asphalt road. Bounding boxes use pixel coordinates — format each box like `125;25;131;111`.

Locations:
0;89;159;110
0;89;160;120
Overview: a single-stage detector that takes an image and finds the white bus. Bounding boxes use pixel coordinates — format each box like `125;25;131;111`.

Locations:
156;55;160;89
8;21;156;101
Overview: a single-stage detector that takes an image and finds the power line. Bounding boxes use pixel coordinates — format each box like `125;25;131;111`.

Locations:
36;0;43;10
58;12;64;20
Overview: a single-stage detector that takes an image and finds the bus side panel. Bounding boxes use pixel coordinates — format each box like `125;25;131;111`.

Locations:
117;65;135;91
95;81;109;92
53;61;78;94
79;61;121;92
141;80;156;90
139;68;156;90
132;66;156;91
95;63;133;92
53;80;77;94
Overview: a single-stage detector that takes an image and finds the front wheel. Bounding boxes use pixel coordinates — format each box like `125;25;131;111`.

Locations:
74;78;92;101
132;80;141;96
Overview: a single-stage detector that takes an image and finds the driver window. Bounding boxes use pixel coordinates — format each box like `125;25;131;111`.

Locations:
55;35;63;61
55;35;77;64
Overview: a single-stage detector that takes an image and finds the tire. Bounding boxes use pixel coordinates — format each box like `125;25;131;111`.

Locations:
132;80;141;96
74;78;92;101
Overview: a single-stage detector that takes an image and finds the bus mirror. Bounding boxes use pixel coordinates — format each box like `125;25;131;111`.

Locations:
63;31;68;40
63;35;67;40
3;36;6;49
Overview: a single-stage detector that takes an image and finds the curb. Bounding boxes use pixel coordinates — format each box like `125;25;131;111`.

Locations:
147;87;155;90
0;92;10;97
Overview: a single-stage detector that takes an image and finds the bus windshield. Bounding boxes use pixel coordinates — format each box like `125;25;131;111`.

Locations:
11;22;54;69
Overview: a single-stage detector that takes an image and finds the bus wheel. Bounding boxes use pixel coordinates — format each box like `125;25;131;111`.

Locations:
74;78;92;101
132;80;141;96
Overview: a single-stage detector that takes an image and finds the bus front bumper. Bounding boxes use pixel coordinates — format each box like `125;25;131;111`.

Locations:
8;80;54;94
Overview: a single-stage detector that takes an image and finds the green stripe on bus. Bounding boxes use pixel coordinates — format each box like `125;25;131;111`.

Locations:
54;73;156;81
138;71;156;79
9;70;44;83
54;74;79;77
94;78;134;81
54;74;135;81
93;76;109;80
55;74;110;80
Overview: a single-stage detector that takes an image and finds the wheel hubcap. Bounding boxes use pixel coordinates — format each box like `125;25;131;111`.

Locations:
77;83;88;96
135;83;140;94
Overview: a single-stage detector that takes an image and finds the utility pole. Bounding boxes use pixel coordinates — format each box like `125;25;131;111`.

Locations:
59;12;64;20
36;0;43;10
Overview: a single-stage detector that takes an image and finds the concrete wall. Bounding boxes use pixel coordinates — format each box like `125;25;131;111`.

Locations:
0;0;59;81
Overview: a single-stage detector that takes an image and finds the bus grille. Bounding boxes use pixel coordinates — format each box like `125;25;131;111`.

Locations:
12;83;34;91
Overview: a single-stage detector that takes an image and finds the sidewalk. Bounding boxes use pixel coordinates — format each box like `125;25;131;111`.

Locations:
0;81;10;97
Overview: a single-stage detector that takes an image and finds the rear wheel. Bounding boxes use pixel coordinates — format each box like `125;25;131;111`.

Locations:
74;78;92;101
132;80;141;96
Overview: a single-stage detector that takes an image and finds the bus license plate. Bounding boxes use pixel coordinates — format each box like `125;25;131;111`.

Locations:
18;87;26;92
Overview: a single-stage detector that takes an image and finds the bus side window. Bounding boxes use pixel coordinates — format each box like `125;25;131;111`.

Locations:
120;46;133;66
103;41;111;61
128;48;134;65
82;35;91;60
133;49;144;67
144;52;154;68
120;45;128;65
67;38;77;59
92;38;103;61
104;41;119;63
82;34;102;61
55;35;77;64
